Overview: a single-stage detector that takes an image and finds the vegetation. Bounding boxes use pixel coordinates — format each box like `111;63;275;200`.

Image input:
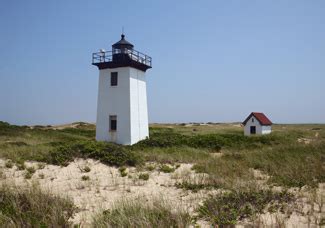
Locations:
139;173;149;181
175;181;219;192
48;140;142;167
198;189;295;226
0;121;324;188
133;127;279;151
159;164;175;173
92;198;192;228
0;184;75;227
192;143;325;188
0;121;324;226
119;166;128;177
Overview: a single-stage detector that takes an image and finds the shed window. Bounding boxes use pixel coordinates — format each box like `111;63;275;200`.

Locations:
109;115;117;131
111;72;118;86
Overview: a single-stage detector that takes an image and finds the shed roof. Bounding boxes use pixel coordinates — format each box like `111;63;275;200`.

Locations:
242;112;272;126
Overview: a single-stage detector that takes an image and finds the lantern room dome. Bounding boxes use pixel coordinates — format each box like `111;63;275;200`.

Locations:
92;34;152;72
112;34;134;50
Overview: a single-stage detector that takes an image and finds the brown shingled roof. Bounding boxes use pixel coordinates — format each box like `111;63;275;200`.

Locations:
242;112;272;126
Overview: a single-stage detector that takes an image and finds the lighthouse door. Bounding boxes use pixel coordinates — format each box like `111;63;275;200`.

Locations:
109;115;117;142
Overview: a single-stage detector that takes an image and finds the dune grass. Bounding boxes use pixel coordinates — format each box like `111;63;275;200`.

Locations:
190;143;325;188
0;184;75;227
92;197;192;228
197;188;295;226
0;121;324;188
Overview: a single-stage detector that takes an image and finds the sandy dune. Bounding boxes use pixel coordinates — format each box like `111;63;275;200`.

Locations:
0;159;324;227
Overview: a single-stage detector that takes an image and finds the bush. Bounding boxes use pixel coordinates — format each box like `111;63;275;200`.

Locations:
134;131;188;148
92;197;192;228
187;134;222;151
146;164;155;171
175;182;219;192
139;173;149;181
47;140;142;167
0;121;24;137
0;184;75;227
159;165;175;173
198;189;294;226
57;127;95;138
133;128;278;152
119;167;128;177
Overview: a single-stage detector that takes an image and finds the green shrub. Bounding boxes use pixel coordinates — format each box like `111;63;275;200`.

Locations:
134;131;187;148
92;198;192;228
47;141;142;167
119;167;128;177
198;189;294;226
146;164;155;171
0;184;75;227
118;166;126;173
139;173;149;181
0;121;25;137
133;128;278;151
187;134;222;151
159;165;175;173
175;182;219;192
57;127;95;138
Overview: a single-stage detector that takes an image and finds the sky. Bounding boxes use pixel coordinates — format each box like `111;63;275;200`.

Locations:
0;0;324;125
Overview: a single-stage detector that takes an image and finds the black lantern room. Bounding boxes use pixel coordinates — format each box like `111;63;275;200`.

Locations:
92;34;152;72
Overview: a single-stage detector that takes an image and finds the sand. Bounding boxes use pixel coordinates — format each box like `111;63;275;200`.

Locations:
0;159;324;227
0;159;213;226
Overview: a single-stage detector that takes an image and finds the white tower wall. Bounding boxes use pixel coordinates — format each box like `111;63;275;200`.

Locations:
96;67;149;145
130;68;149;144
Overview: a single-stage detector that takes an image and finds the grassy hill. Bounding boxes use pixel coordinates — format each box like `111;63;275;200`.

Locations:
0;121;324;227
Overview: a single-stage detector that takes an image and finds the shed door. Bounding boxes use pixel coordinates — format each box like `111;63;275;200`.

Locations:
250;126;256;134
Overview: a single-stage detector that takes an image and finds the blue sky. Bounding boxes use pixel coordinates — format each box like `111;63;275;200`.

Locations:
0;0;324;125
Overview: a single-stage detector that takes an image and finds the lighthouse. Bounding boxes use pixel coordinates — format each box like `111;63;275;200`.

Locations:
92;34;152;145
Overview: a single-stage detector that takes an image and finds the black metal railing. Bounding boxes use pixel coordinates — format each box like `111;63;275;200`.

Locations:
92;49;152;67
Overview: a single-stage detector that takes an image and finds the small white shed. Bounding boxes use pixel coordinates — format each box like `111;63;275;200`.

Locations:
242;112;272;136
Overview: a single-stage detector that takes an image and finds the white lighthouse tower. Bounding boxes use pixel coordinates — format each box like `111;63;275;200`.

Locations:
92;34;152;145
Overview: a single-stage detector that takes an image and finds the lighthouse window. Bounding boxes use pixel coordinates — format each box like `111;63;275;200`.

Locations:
109;115;117;131
111;72;118;86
